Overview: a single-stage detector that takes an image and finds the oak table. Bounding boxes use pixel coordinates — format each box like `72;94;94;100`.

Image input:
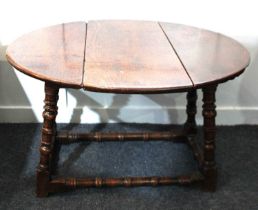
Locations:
6;20;250;197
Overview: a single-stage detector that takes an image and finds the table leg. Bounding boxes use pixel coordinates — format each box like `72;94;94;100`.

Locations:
202;85;217;191
36;82;59;197
184;89;198;135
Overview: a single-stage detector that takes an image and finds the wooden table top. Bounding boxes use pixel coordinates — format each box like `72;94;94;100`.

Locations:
6;20;250;93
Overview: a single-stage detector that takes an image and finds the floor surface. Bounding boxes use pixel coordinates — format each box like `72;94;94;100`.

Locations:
0;124;257;210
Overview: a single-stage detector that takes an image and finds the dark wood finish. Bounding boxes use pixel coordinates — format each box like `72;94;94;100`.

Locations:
49;173;204;189
183;89;203;167
6;20;250;93
56;130;187;144
159;22;250;87
184;90;198;135
36;83;59;197
201;85;217;191
84;20;192;93
5;20;250;197
6;22;86;88
187;136;203;168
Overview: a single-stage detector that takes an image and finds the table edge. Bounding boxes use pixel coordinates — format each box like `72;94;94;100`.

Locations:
6;20;251;92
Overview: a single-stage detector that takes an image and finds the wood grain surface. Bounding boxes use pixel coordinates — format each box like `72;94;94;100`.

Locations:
6;22;86;88
160;22;250;87
6;20;250;92
84;20;192;93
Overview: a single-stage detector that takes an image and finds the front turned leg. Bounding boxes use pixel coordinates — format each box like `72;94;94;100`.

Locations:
184;89;198;136
36;82;59;197
202;85;217;192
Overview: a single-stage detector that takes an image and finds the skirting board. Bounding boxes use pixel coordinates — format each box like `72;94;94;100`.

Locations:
0;106;258;125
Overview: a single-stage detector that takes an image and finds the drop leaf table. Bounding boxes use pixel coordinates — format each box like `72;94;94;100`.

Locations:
6;20;250;197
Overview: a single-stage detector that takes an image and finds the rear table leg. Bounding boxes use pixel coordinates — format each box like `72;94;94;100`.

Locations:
36;82;59;197
184;89;198;136
184;89;204;168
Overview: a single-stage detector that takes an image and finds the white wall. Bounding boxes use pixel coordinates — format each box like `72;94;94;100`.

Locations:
0;0;258;124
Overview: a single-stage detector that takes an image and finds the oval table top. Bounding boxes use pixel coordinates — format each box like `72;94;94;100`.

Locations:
6;20;250;93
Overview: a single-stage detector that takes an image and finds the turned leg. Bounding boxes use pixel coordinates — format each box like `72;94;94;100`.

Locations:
202;85;217;191
184;89;198;136
36;82;59;197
